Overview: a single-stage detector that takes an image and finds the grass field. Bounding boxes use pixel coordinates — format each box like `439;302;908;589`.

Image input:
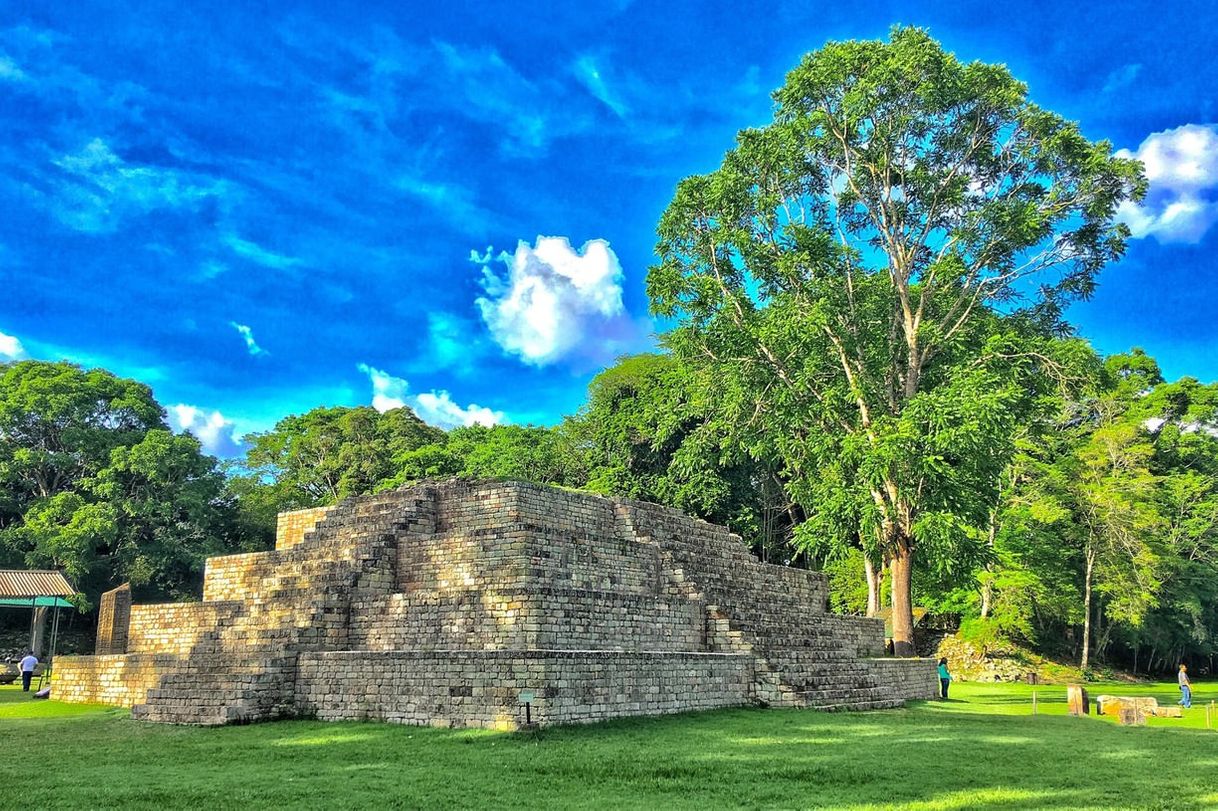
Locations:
2;681;1216;810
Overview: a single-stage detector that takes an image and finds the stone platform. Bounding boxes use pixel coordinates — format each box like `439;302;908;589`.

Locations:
56;480;936;728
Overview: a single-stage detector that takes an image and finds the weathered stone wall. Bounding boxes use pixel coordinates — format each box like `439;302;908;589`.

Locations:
349;588;705;652
127;602;243;655
401;483;659;595
94;583;132;655
55;653;182;706
275;506;336;550
296;650;752;729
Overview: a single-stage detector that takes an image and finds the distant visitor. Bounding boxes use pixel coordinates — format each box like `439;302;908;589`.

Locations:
1178;664;1192;709
19;651;38;692
937;658;952;700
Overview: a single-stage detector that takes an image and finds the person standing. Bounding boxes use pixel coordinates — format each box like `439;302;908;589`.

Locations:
938;657;952;700
1178;664;1192;709
18;651;38;692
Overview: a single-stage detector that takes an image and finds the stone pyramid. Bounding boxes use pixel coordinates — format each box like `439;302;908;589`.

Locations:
58;480;936;728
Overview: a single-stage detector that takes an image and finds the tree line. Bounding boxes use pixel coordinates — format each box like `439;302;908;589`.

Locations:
2;29;1213;674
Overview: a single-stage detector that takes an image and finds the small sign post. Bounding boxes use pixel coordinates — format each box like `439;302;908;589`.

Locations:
519;690;536;727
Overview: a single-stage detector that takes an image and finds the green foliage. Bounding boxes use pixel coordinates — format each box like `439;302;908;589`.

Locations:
566;353;777;546
646;27;1143;649
235;405;445;510
0;361;246;606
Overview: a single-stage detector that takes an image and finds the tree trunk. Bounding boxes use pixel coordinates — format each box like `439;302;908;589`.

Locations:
29;605;48;657
979;579;993;620
979;505;998;619
890;545;916;656
1081;548;1095;671
864;554;882;618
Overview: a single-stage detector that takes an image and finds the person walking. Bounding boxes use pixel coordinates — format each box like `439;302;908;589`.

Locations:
938;657;952;700
1178;664;1192;709
19;651;38;692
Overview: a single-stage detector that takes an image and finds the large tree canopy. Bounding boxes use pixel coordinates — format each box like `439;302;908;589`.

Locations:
647;27;1144;653
0;360;245;605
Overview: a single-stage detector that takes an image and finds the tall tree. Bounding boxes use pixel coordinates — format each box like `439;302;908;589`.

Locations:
236;405;445;511
0;361;243;606
566;353;781;547
647;27;1144;653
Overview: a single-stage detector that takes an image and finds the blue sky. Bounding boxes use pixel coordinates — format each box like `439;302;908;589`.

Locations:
1;1;1216;456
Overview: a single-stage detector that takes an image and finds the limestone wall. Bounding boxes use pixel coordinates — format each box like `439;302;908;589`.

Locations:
275;506;336;550
401;482;661;595
349;588;705;652
202;550;284;603
296;650;752;729
127;602;243;654
55;653;183;707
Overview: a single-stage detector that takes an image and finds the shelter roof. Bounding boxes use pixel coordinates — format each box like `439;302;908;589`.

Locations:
0;570;75;598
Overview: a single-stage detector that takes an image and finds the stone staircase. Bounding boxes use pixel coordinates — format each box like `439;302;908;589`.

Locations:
133;489;435;724
614;499;919;711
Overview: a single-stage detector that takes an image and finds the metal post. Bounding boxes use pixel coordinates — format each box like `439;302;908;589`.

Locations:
41;602;61;690
1032;689;1038;716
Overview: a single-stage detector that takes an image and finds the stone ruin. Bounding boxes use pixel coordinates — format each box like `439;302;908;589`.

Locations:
57;480;936;728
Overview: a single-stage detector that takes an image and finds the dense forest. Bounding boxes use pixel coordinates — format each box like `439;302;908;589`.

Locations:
2;30;1214;675
2;345;1215;675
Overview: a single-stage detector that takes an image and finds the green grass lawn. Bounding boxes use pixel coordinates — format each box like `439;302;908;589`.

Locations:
2;681;1215;810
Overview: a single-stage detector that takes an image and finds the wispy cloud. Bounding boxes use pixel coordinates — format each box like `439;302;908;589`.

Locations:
357;363;503;429
230;321;267;356
167;403;244;457
1116;124;1218;243
573;55;630;117
43;138;227;234
409;311;490;377
0;53;26;81
475;236;651;368
1102;63;1142;94
0;327;25;360
222;233;302;270
396;177;499;237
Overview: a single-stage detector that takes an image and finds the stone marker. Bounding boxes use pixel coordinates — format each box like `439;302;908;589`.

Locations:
1067;684;1089;716
1117;704;1146;726
1152;706;1183;718
1097;694;1159;724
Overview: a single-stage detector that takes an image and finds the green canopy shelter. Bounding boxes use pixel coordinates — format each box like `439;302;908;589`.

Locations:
0;570;76;685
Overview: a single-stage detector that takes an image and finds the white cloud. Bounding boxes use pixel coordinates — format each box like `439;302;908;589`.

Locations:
1116;124;1218;243
48;138;226;233
357;363;503;430
167;404;244;457
222;233;301;270
475;236;650;367
357;363;408;412
0;328;25;360
411;390;503;430
229;321;266;356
